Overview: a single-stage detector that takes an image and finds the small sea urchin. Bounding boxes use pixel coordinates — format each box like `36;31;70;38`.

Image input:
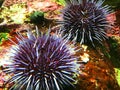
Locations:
6;28;80;90
60;0;111;46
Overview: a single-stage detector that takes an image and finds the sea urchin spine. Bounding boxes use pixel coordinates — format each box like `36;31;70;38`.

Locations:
60;0;111;46
6;28;80;90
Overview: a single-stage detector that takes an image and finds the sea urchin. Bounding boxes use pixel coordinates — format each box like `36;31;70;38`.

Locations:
6;29;80;90
60;0;111;46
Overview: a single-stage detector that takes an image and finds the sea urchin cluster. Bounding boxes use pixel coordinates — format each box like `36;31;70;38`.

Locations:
61;0;111;46
6;29;80;90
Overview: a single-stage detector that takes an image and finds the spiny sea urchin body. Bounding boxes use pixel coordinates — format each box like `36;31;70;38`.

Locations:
60;0;111;46
6;29;80;90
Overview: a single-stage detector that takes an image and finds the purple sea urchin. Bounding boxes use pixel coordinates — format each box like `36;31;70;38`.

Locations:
60;0;111;46
6;29;80;90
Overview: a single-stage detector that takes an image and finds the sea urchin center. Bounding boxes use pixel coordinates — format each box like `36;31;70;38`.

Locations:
7;31;79;90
